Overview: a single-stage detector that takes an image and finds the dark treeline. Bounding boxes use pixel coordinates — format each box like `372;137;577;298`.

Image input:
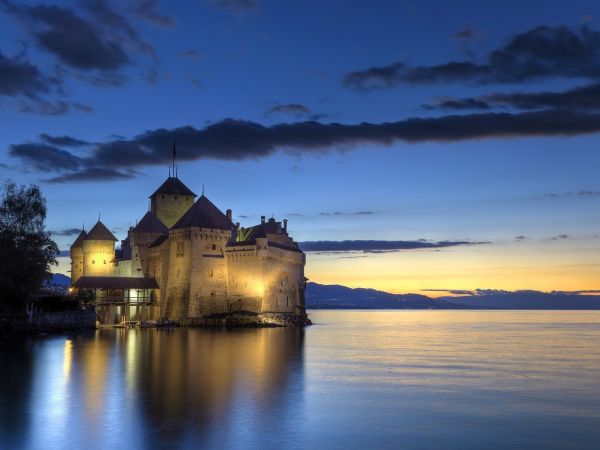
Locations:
0;181;58;312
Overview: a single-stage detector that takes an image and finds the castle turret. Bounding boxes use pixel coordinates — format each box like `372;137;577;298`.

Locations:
163;195;234;319
130;211;169;277
149;177;196;228
82;221;118;277
69;229;87;286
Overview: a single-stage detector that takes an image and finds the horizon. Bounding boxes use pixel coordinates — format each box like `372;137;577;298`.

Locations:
2;0;600;296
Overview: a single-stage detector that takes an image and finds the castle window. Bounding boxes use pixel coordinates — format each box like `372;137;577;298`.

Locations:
104;260;107;264
161;195;165;199
212;244;216;250
174;196;178;200
209;269;213;277
176;241;184;257
92;260;95;264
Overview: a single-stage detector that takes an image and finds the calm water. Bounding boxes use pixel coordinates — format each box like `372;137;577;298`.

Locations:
1;310;600;449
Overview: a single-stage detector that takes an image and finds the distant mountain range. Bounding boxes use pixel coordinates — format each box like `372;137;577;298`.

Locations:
48;274;600;309
47;273;71;287
306;283;468;309
306;282;600;310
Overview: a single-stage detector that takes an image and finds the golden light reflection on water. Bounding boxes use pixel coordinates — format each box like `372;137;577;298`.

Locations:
2;312;600;449
62;339;72;382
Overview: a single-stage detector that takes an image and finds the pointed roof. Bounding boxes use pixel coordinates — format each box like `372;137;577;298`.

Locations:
84;221;118;241
172;195;233;230
149;177;196;198
133;211;168;234
70;229;87;248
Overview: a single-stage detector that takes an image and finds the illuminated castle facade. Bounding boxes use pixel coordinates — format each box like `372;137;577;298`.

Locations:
70;175;308;326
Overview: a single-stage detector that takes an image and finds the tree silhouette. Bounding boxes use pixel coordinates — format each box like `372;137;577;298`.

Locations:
0;181;58;312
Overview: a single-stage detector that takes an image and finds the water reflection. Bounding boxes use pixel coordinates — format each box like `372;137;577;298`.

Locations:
0;339;34;449
2;312;600;449
0;328;304;450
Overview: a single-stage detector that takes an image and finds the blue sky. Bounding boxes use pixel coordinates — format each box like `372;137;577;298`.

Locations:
2;0;600;292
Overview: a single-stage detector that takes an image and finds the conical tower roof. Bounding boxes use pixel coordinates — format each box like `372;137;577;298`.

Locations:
84;221;117;241
70;229;87;248
172;195;233;230
133;211;168;234
149;177;196;198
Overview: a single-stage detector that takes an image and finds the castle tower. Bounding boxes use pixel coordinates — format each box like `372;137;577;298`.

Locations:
82;221;118;277
149;177;196;228
69;229;87;286
164;195;234;319
130;211;169;277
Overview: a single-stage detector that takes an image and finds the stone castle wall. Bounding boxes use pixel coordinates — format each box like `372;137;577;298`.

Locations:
188;230;231;318
82;240;115;277
70;247;84;285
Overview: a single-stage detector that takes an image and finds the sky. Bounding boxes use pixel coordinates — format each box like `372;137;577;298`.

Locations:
1;0;600;295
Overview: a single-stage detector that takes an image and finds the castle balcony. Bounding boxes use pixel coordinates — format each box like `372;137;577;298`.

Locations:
72;277;158;306
72;277;160;325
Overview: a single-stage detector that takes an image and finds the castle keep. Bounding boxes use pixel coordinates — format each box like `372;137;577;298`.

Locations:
70;174;308;326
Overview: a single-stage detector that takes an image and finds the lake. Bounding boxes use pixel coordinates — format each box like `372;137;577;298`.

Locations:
1;310;600;449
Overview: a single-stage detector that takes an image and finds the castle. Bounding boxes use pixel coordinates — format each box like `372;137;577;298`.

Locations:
70;171;308;326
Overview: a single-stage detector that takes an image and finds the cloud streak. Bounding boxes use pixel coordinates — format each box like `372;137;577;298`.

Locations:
0;50;60;97
344;25;600;90
427;83;600;111
11;108;600;181
298;239;488;253
2;0;154;72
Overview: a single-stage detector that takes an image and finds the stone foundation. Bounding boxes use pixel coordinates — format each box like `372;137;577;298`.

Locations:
152;311;312;328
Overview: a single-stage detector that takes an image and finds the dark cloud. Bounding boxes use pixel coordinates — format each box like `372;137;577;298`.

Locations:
453;26;476;40
51;227;83;236
2;0;153;72
19;100;92;116
428;83;600;111
9;143;83;171
318;211;375;216
298;239;488;253
0;50;59;97
545;189;600;197
180;49;201;60
265;104;311;117
514;235;529;241
74;72;129;87
44;167;135;183
129;0;174;27
422;289;475;295
344;25;600;90
39;134;90;147
205;0;257;12
11;108;600;181
546;234;570;241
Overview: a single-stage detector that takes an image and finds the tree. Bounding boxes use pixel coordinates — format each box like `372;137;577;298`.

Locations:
0;181;59;311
